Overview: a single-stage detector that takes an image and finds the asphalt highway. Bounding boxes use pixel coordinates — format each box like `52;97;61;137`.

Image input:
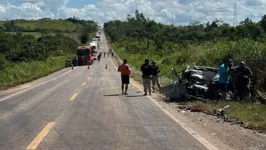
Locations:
0;31;211;150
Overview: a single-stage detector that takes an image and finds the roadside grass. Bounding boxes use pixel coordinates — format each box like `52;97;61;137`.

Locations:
111;39;266;132
188;101;266;132
15;20;76;32
0;56;66;89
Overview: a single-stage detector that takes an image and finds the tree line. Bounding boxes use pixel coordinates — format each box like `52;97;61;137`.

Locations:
104;10;266;49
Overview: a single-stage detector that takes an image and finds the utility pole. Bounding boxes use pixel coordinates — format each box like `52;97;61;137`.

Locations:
233;2;237;27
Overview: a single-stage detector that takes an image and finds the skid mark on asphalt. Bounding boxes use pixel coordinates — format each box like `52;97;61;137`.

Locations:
26;122;55;150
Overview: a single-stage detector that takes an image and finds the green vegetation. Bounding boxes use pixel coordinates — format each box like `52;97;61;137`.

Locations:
0;57;65;89
104;10;266;131
15;20;76;32
79;32;89;44
7;32;43;38
104;10;266;91
189;101;266;131
0;17;98;33
0;18;98;88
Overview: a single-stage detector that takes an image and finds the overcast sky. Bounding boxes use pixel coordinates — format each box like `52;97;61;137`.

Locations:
0;0;266;25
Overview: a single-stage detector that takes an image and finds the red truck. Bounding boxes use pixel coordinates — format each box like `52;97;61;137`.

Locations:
77;46;94;66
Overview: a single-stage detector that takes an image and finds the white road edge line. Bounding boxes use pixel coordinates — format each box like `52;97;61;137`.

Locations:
108;51;219;150
0;70;72;102
147;96;218;150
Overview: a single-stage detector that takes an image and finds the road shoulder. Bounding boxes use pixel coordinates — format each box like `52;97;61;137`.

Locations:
110;51;266;150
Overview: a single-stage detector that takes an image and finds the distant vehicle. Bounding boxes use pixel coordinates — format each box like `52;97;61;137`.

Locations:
93;38;99;42
77;46;94;66
89;42;97;53
95;34;100;39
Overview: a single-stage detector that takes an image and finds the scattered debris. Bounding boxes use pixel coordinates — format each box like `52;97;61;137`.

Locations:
191;108;201;112
223;105;230;109
181;110;187;113
210;133;216;136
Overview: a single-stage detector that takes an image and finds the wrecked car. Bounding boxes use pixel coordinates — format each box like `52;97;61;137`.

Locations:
163;65;222;101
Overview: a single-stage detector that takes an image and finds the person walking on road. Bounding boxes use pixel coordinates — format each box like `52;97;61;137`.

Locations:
151;61;162;93
141;59;153;96
118;59;131;95
97;53;102;62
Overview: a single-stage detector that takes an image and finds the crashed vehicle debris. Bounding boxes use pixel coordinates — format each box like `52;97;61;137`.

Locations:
164;65;223;101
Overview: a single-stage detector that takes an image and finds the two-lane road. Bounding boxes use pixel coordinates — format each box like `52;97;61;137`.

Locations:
0;31;215;150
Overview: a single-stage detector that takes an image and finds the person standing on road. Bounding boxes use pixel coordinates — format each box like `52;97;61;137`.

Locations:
118;59;131;95
97;53;101;62
151;61;162;93
141;59;153;96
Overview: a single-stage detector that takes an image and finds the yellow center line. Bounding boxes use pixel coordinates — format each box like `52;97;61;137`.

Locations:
82;82;86;86
26;122;55;150
69;93;78;101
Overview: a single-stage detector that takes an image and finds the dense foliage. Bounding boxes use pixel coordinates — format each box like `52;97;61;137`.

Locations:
104;10;266;91
0;31;78;63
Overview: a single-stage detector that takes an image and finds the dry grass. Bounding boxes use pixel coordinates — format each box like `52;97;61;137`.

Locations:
188;101;266;131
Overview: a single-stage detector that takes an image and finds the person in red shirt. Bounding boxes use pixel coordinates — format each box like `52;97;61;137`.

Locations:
118;59;131;95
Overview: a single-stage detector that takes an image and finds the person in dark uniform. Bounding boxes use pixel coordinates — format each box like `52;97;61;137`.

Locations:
235;61;253;100
151;61;162;93
141;59;153;96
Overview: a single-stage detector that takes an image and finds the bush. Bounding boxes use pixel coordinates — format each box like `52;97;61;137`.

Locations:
0;54;7;69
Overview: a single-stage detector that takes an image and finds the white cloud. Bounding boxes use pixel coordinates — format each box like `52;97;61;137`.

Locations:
0;0;266;26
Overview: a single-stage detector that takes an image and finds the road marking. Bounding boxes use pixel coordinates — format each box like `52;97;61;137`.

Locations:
82;82;86;86
108;46;219;150
0;70;72;102
147;96;218;150
70;93;78;101
26;122;55;150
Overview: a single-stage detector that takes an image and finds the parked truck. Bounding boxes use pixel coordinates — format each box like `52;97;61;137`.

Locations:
77;46;94;66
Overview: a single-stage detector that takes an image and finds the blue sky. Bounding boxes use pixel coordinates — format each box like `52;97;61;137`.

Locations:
1;0;266;25
67;0;97;8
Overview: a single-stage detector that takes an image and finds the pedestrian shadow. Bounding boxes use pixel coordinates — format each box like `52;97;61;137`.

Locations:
103;94;120;96
126;95;144;97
